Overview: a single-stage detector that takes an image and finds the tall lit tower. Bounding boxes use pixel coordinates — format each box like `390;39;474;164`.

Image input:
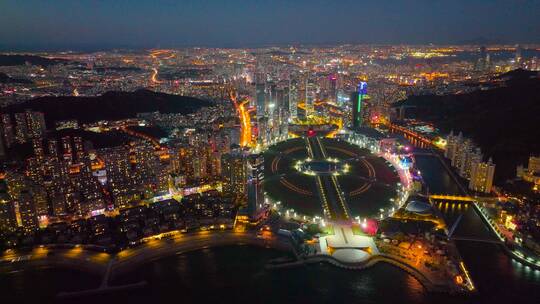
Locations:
221;151;247;199
351;82;368;128
329;74;338;103
247;154;264;218
469;158;496;193
289;78;298;119
305;78;316;117
477;46;489;71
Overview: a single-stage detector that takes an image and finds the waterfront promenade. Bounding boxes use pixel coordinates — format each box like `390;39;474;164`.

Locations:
1;230;294;276
1;230;295;297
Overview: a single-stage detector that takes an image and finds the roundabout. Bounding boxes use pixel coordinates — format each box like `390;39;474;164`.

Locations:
264;137;401;221
295;158;349;176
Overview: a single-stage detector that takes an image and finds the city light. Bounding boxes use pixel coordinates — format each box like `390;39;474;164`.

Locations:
0;10;537;302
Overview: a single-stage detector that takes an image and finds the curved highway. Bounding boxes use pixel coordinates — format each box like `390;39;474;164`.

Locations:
0;231;294;278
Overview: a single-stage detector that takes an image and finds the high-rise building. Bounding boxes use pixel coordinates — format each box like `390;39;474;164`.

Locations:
256;76;266;119
0;176;17;233
32;138;45;161
528;156;540;173
518;155;540;187
477;46;490;71
454;138;472;174
469;158;495;193
464;148;483;178
48;139;58;158
26;111;46;139
445;131;463;166
289;78;298;119
192;150;208;180
221;151;247;200
62;136;73;163
1;114;15;148
74;136;85;161
305;78;316;117
351;82;368;128
266;81;277;120
247;154;264;218
328;74;338;103
14;113;28;144
17;190;38;233
257;117;269;146
445;131;486;180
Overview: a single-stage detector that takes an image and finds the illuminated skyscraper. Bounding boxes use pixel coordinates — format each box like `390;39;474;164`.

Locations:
32;138;45;161
328;74;338;103
1;114;15;148
48;139;58;158
62;136;73;163
469;158;495;193
247;154;264;218
289;78;298;119
17;190;38;233
351;82;368;128
305;78;316;117
527;156;540;173
477;46;490;71
0;176;17;233
25;111;46;139
14;113;28;144
74;136;85;161
221;151;247;200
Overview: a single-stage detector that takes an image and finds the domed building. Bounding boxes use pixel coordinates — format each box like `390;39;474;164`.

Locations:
404;198;434;216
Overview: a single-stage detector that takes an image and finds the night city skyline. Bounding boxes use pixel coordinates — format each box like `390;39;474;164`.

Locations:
1;0;540;50
1;2;540;304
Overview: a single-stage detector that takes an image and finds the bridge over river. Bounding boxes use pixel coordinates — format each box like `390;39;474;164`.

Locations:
414;152;502;245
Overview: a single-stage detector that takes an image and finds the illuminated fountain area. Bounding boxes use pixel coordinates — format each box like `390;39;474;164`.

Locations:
294;157;350;176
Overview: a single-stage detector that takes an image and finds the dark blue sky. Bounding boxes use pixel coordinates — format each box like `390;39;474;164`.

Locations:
1;0;539;50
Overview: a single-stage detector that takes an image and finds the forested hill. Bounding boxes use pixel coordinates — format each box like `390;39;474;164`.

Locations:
395;69;540;183
1;89;212;127
0;54;69;66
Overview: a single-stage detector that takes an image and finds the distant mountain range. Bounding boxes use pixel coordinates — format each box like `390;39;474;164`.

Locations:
395;69;540;183
2;89;212;127
455;37;507;45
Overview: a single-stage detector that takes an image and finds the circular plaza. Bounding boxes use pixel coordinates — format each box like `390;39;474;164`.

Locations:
264;137;401;220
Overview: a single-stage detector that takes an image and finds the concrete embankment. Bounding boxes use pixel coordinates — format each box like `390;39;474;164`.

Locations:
267;253;457;293
1;249;109;276
111;232;296;277
1;231;297;279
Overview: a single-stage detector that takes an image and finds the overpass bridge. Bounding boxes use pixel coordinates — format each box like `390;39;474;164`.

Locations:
429;195;475;202
428;193;505;245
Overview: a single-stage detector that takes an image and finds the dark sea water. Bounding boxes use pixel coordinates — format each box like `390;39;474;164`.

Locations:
1;154;539;304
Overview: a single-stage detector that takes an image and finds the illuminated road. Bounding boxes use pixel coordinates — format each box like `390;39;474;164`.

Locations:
0;231;292;277
0;246;111;276
150;67;161;84
149;49;176;85
230;92;252;147
306;137;350;221
149;49;176;60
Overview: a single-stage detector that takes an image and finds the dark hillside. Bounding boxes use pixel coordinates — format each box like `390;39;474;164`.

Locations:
395;69;540;182
2;89;212;127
